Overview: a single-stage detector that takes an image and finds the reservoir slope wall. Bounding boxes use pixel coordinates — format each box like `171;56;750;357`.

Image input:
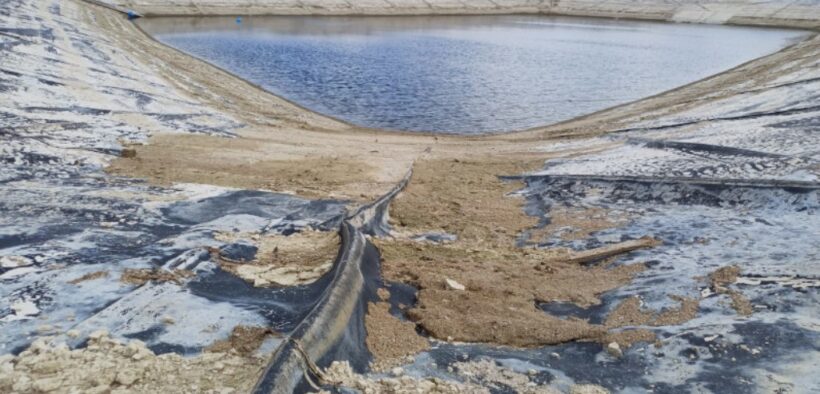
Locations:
110;0;820;29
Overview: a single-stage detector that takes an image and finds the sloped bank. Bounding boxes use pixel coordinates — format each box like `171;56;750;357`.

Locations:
111;0;820;29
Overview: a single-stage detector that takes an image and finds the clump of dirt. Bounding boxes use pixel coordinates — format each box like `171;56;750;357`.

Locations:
206;325;275;356
708;265;753;316
709;265;741;290
365;300;430;371
233;262;333;287
600;329;658;349
604;296;700;328
587;291;704;349
728;292;754;316
454;358;560;393
454;358;610;394
67;271;108;284
317;360;490;393
120;268;193;286
215;230;339;287
0;331;266;393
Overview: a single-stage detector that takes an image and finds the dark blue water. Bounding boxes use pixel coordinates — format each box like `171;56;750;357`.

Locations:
140;16;804;134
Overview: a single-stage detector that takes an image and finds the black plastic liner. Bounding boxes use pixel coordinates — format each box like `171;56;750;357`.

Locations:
252;222;382;394
252;169;413;393
515;174;819;210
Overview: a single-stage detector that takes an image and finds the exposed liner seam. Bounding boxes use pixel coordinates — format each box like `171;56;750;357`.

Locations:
503;174;820;191
626;137;787;158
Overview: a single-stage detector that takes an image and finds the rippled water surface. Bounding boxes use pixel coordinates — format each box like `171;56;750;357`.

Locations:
140;16;804;134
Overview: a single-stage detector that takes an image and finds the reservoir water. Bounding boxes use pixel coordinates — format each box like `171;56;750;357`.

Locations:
140;16;805;134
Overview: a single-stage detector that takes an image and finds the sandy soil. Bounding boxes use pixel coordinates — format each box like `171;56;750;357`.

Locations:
604;296;700;328
108;143;381;201
215;230;339;287
120;268;194;286
67;271;109;285
387;158;547;245
0;332;266;394
206;325;277;357
375;159;669;348
709;265;754;316
380;235;652;346
365;299;430;371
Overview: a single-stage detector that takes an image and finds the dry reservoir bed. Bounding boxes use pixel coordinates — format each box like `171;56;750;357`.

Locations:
1;0;819;393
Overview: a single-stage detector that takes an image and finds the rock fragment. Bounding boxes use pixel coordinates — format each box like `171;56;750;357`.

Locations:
0;256;33;268
570;384;610;394
445;278;465;291
607;342;623;357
